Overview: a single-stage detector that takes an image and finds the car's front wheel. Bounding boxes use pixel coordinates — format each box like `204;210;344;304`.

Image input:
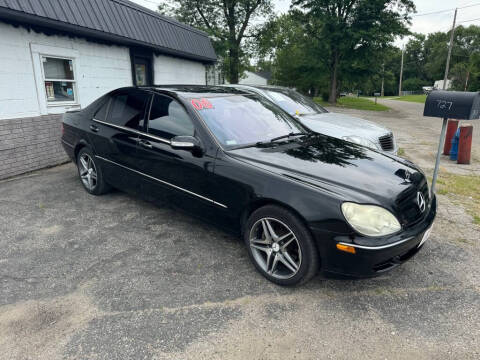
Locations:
76;147;110;195
244;205;319;286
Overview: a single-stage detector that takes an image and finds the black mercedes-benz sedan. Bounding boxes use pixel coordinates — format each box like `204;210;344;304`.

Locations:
61;85;436;286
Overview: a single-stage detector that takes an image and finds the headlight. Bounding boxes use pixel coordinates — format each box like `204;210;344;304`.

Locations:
342;135;380;150
341;202;401;237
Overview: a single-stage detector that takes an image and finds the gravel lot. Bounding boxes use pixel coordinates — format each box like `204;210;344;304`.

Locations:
328;99;480;175
1;100;479;360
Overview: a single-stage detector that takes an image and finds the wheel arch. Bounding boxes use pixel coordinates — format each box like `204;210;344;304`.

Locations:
74;139;92;160
240;198;312;238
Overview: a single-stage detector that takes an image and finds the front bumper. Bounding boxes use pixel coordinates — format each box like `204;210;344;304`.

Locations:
312;195;437;277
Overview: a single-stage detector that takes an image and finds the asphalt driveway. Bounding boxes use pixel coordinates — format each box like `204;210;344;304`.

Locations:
1;158;479;359
2;97;480;359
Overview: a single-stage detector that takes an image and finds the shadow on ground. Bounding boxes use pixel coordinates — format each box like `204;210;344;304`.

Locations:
0;163;479;359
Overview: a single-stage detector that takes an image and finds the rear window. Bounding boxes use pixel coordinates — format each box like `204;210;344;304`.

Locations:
264;89;327;116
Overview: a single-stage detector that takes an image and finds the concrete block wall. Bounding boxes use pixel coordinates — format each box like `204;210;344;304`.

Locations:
0;21;209;179
0;114;67;180
154;54;206;84
0;21;133;120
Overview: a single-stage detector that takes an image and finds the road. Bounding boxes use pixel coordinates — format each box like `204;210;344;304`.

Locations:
0;100;479;359
325;98;479;175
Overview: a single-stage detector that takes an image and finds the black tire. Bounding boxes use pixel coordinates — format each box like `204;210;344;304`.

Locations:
244;205;319;286
76;147;110;195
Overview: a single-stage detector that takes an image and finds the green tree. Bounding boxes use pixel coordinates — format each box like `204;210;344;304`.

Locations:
158;0;273;83
256;13;329;94
292;0;415;103
401;25;480;91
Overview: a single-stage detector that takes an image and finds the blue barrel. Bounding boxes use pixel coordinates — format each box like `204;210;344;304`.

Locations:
450;128;460;161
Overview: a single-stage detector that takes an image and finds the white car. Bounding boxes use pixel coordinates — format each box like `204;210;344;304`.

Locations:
225;85;398;154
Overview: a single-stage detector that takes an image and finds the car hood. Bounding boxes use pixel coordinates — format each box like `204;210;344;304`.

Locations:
298;112;390;141
227;135;424;210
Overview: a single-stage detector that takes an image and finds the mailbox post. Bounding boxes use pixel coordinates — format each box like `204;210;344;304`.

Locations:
374;92;381;105
423;90;480;197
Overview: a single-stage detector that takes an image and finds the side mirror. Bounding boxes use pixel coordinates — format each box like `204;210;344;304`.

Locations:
170;135;203;156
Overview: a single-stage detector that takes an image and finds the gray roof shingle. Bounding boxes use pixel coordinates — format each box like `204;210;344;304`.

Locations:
0;0;216;62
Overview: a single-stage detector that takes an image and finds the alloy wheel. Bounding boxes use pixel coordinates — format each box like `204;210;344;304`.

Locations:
78;153;98;191
249;217;302;279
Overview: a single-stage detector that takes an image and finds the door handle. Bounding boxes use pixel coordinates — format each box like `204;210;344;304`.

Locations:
90;124;99;132
139;140;153;149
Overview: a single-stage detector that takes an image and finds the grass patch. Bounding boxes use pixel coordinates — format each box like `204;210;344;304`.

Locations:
435;172;480;225
397;147;405;156
314;97;390;111
387;94;427;103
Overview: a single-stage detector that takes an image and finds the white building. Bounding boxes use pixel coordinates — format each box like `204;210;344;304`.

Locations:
238;71;272;86
0;0;216;179
434;79;452;90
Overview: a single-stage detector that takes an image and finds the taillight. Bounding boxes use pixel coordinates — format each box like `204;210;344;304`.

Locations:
61;123;65;135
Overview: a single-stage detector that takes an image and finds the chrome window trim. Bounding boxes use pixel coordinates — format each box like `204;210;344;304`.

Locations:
92;118;171;145
338;236;415;250
95;155;228;209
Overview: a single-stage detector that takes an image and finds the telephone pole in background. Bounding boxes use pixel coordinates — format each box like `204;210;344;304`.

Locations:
398;47;404;96
443;8;457;90
381;63;385;97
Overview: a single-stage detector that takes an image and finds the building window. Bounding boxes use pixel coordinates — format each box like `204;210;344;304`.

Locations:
41;56;76;103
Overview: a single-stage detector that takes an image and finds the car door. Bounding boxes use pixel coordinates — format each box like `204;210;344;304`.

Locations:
135;93;219;213
88;89;149;192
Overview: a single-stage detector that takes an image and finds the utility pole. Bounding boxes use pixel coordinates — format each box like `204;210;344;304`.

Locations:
464;70;470;91
398;47;404;96
443;8;457;90
381;63;385;97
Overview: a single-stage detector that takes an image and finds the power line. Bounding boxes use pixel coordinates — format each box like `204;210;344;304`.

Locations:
412;2;480;17
412;9;455;17
457;17;480;24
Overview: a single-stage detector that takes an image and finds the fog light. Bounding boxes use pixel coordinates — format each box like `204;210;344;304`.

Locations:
336;243;356;254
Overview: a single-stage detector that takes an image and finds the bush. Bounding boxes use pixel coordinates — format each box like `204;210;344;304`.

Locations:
402;78;430;91
321;92;329;102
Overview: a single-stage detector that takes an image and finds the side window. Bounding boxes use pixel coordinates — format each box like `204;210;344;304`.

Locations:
148;95;194;139
94;98;110;121
107;91;148;130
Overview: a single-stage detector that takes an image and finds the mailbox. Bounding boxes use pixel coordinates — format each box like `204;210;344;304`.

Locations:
423;90;479;197
423;90;480;120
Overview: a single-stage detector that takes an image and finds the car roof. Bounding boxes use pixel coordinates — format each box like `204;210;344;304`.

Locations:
140;85;251;98
223;84;291;92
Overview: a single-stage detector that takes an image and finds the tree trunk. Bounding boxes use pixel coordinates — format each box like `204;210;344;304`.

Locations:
228;44;240;84
328;51;339;104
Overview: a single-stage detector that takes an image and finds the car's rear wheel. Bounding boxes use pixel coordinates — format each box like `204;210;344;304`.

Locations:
244;205;319;286
77;147;110;195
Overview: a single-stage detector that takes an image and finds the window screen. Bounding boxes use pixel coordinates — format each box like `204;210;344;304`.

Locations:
148;95;194;139
107;91;148;130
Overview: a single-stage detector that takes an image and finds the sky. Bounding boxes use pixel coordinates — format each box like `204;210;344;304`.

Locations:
131;0;480;47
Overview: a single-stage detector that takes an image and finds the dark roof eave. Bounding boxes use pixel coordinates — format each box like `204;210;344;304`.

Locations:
0;7;217;63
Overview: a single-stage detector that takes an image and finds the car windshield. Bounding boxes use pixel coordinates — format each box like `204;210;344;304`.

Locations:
263;89;327;116
191;95;307;148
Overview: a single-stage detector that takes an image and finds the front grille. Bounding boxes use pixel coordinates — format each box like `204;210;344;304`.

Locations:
379;133;394;151
395;180;429;228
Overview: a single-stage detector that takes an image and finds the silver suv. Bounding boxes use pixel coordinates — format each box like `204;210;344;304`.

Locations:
225;85;397;154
